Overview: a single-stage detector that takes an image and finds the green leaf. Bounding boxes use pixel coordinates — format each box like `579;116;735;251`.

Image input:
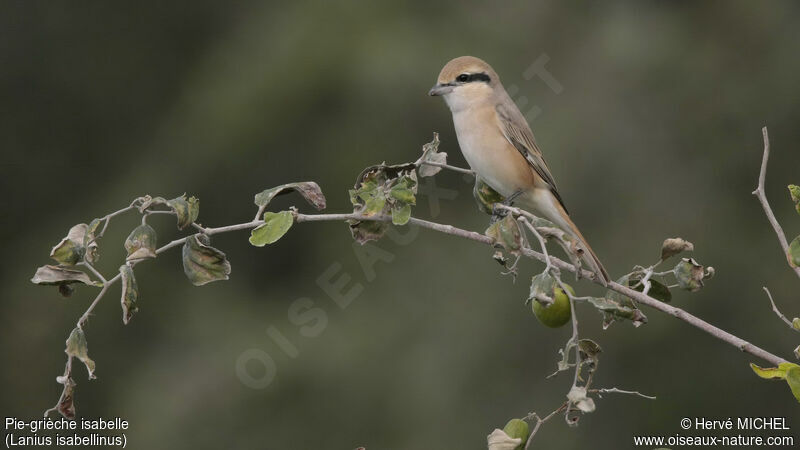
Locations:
794;345;800;360
788;236;800;268
167;194;200;230
31;265;101;297
119;264;138;325
249;211;294;247
65;327;96;379
124;224;157;261
182;234;231;286
50;224;88;266
486;214;522;254
588;295;648;328
751;362;800;403
417;133;448;178
789;184;800;215
629;276;672;303
660;237;694;260
792;318;800;331
607;275;636;308
473;178;505;215
674;258;705;291
391;204;411;225
786;366;800;403
363;194;386;217
254;182;326;211
529;272;556;304
749;362;799;379
389;186;416;205
502;418;529;449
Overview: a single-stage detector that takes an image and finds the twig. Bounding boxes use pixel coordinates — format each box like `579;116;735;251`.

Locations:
79;261;107;284
70;209;789;367
590;387;657;400
762;287;798;332
77;282;113;328
417;160;475;175
524;403;568;450
752;126;800;279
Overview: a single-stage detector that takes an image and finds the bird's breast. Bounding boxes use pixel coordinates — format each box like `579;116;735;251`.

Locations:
451;109;535;198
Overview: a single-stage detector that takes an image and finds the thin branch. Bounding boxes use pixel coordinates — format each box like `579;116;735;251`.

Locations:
68;208;789;369
752;126;800;279
77;281;114;328
762;287;798;332
78;261;107;284
417;160;475;175
524;403;568;450
590;387;657;400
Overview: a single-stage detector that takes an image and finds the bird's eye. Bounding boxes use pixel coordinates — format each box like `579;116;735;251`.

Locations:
456;73;470;82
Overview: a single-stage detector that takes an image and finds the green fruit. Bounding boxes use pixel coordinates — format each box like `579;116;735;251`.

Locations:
532;284;573;328
502;418;529;448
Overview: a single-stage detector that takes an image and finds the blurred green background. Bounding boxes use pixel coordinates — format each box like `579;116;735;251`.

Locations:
2;1;800;448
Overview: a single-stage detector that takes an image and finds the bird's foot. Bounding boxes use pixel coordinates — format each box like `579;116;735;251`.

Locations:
490;189;524;224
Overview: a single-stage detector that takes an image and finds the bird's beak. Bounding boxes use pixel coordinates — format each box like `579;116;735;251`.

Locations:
428;83;454;96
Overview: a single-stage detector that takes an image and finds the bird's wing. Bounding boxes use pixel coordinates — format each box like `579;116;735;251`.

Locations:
495;102;567;212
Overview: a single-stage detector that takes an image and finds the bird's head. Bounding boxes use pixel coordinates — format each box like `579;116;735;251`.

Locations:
429;56;500;111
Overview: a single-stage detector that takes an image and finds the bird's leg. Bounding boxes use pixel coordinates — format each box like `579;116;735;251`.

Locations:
490;189;524;224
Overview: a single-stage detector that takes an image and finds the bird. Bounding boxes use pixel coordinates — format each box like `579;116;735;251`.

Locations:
428;55;610;285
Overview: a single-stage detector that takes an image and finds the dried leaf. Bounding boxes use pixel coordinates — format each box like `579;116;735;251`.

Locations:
487;429;523;450
182;234;231;286
661;237;694;260
50;224;88;266
254;182;326;211
124;224;157;261
417;133;447;177
65;327;96;379
167;194;200;230
567;386;596;413
249;211;294;247
56;377;76;419
674;258;705;291
349;220;389;245
486;215;522;254
31;265;101;296
119;264;138;325
83;218;103;264
137;195;168;213
578;339;603;360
